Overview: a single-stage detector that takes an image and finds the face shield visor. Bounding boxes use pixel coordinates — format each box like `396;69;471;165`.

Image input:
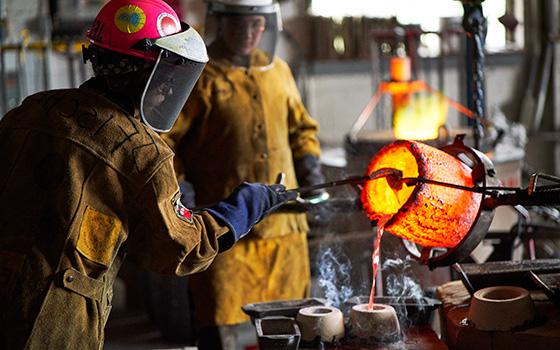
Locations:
139;24;209;132
204;2;282;67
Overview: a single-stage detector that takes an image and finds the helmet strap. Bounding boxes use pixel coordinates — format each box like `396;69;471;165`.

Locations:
86;44;153;77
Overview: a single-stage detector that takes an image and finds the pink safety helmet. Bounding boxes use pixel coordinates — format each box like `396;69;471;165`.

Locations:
84;0;209;132
86;0;182;61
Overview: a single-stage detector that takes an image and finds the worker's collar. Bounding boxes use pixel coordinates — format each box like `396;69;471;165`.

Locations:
80;77;140;118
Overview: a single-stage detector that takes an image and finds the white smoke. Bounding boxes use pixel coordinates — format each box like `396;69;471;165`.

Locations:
382;256;425;327
317;246;353;307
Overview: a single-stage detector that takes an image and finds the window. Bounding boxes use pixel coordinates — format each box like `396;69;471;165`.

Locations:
310;0;515;53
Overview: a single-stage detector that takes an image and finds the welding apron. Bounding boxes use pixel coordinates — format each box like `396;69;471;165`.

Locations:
164;48;320;326
0;87;229;349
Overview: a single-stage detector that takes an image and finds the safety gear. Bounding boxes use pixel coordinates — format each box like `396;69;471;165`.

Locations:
87;0;180;61
204;0;281;67
294;154;330;204
138;50;205;132
293;154;330;227
84;44;154;77
0;85;231;350
85;0;209;132
206;182;297;241
162;54;321;326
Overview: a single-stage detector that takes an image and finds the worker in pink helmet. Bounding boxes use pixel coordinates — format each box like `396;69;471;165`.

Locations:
0;0;295;349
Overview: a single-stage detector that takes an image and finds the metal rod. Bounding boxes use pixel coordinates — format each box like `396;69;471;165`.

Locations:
189;169;401;212
348;88;383;139
483;190;560;210
289;168;403;194
402;176;560;209
289;175;370;194
529;172;560;194
402;177;491;194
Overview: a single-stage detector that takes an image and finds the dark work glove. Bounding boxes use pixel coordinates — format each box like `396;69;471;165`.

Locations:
294;154;329;204
206;182;298;241
178;180;196;207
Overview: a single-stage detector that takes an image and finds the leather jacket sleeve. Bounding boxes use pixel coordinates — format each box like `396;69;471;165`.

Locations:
127;159;230;276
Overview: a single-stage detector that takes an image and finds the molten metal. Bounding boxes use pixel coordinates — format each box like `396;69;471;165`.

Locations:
361;140;482;248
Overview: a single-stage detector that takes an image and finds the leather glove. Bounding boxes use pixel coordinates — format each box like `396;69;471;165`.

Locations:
294;154;329;204
206;182;298;241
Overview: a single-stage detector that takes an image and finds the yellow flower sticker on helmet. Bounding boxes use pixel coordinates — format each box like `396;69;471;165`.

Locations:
114;5;146;34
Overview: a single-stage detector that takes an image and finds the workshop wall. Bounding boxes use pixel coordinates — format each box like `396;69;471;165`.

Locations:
304;53;522;146
1;0;523;150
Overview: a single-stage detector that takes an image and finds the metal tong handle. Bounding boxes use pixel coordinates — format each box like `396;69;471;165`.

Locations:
288;168;403;194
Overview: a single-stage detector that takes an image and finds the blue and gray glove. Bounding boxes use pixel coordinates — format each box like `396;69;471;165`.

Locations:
206;182;298;242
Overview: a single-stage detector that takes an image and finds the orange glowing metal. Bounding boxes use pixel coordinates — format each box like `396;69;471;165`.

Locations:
361;140;483;248
389;56;411;82
379;80;427;95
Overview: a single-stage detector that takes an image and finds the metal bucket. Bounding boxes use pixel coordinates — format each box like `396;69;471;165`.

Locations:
255;316;301;350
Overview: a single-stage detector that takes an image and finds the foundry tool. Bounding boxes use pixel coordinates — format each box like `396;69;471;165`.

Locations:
361;134;560;269
287;167;403;195
189;169;402;213
402;172;560;268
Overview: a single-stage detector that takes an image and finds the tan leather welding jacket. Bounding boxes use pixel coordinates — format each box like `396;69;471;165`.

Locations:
164;43;321;327
0;87;229;349
166;43;321;238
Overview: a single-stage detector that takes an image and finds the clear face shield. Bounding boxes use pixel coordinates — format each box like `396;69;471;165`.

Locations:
204;2;282;67
139;25;209;132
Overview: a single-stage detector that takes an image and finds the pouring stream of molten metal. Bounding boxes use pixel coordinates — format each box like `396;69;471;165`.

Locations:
368;217;389;310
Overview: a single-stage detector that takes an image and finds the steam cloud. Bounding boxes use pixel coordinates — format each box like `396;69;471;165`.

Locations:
382;256;425;328
317;246;353;307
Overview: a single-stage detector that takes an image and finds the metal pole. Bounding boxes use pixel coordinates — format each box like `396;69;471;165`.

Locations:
38;0;52;90
0;44;7;116
0;0;7;115
548;0;560;176
462;1;487;150
67;41;75;87
437;31;445;93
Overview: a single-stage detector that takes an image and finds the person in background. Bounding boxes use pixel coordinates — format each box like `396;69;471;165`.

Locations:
0;0;296;349
163;0;328;348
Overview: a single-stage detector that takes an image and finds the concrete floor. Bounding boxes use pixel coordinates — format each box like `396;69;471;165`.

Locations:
104;310;258;350
104;311;196;350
